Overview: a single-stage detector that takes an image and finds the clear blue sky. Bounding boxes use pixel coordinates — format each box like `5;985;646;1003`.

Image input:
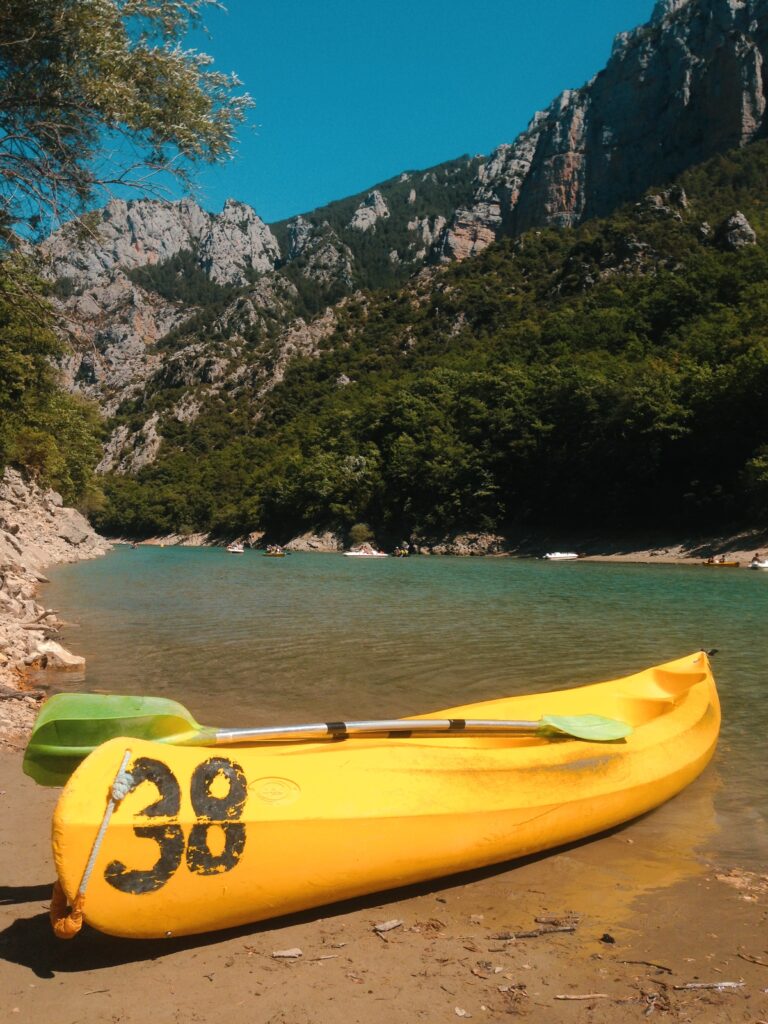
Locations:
185;1;656;224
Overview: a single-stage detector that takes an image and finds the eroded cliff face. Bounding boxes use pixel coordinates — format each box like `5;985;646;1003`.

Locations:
43;196;279;288
38;0;768;477
41;197;282;412
441;0;768;258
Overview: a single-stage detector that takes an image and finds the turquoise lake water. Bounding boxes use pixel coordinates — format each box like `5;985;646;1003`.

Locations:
44;546;768;871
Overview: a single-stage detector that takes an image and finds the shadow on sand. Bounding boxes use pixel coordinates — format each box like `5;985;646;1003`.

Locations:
0;840;617;979
0;811;675;981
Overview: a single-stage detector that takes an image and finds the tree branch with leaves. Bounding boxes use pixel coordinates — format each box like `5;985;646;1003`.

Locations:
0;0;253;242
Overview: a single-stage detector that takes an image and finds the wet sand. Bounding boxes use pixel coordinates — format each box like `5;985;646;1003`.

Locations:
2;740;767;1024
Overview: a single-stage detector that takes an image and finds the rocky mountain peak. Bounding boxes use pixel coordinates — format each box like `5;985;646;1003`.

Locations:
198;199;280;284
651;0;694;24
42;196;280;290
441;0;768;259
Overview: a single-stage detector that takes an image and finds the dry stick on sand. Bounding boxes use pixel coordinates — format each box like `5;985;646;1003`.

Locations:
619;959;674;974
555;993;610;1000
738;951;768;966
672;981;745;990
490;925;577;940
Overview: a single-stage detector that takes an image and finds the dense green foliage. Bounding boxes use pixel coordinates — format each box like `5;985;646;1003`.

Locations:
127;250;237;310
0;266;103;505
97;141;768;541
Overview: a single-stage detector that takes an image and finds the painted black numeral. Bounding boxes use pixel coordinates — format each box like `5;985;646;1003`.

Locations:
104;757;184;894
104;825;185;894
130;757;181;816
185;823;246;875
186;757;247;876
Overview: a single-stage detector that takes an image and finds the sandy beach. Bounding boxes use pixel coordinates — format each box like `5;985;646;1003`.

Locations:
1;735;767;1024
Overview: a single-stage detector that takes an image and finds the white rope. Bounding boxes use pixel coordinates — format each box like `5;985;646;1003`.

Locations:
75;749;133;898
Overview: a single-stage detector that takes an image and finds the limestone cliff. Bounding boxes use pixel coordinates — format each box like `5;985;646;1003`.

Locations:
42;196;279;289
440;0;768;258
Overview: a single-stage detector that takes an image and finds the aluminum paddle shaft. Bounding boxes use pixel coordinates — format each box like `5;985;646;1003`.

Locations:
211;714;631;743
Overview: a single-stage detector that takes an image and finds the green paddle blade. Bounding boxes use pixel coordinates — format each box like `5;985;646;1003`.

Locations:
22;693;207;787
539;713;632;742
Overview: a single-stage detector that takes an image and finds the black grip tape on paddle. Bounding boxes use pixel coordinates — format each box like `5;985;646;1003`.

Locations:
326;721;347;739
448;719;467;731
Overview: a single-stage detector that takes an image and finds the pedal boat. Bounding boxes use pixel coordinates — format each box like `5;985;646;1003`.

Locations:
51;651;719;939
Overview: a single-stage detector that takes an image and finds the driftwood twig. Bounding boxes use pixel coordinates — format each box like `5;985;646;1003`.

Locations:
555;993;609;1000
672;981;744;991
490;926;576;941
738;952;768;967
619;959;673;975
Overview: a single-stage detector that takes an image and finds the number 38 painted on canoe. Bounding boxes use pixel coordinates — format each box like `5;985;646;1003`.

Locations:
104;756;248;895
50;652;721;940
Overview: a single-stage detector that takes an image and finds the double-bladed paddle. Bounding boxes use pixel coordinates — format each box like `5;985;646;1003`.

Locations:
23;692;633;786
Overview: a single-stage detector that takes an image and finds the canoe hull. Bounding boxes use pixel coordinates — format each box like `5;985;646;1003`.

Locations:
52;652;720;939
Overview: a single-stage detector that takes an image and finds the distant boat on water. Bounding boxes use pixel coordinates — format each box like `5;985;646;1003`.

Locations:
344;544;388;558
226;542;245;554
542;552;579;561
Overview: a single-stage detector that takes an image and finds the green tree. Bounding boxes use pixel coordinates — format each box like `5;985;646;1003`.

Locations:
0;260;103;503
0;0;252;241
348;522;374;547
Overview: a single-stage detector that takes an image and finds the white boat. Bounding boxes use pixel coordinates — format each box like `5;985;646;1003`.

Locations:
542;551;579;560
749;559;768;570
226;542;245;554
344;549;388;558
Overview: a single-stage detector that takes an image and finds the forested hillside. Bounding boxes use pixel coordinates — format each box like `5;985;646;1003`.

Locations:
97;141;768;543
0;266;103;507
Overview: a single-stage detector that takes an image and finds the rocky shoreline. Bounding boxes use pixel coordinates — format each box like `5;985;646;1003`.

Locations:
0;468;110;747
132;526;768;563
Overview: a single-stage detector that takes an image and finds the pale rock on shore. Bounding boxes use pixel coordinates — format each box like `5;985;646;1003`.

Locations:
415;532;508;556
0;468;110;746
284;530;343;552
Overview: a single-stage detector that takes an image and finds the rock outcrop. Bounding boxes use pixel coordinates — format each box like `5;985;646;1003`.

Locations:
42;197;279;290
440;0;768;258
0;468;110;744
284;531;343;552
40;197;282;410
349;190;390;232
714;210;758;249
414;533;509;556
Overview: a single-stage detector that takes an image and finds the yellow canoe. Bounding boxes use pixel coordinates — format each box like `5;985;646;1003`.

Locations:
51;651;719;939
